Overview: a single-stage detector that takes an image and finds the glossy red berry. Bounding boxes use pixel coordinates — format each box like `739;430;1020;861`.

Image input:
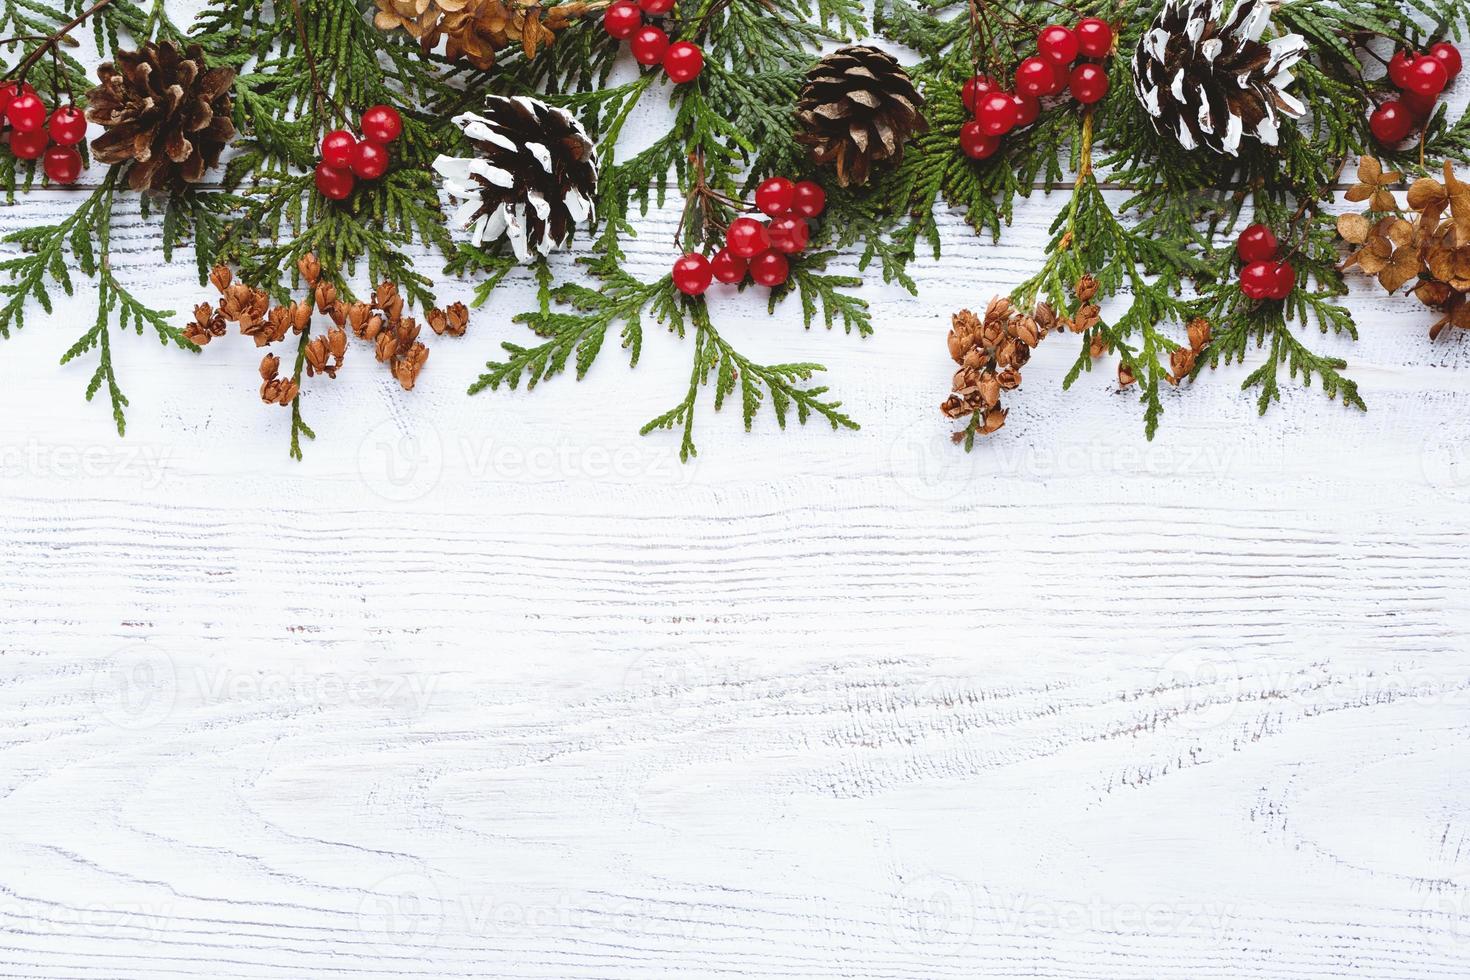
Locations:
42;145;82;184
1388;51;1416;89
351;140;389;179
1268;261;1296;300
1070;63;1109;104
6;92;46;133
1406;56;1449;96
710;248;747;284
1401;89;1437;121
672;252;712;295
361;105;403;144
315;162;355;200
1011;92;1041;128
1015;57;1057;97
1370;101;1415;144
1431;42;1463;79
977;91;1018;136
755;176;796;217
961;75;997;113
630;25;669;65
47;105;87;146
792;180;826;218
726;216;770;258
8;128;46;160
663;41;703;83
959;120;1000;159
768;215;809;253
0;81;34;116
1075;18;1114;58
1240;260;1276;300
1236;224;1278;264
321;129;357;168
603;0;642;39
641;0;675;12
1038;25;1079;64
750;249;789;287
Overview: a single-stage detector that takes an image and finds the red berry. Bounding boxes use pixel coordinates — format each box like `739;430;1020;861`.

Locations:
6;92;46;133
977;91;1018;136
0;81;34;116
750;249;789;287
361;105;403;144
351;140;389;179
1075;18;1114;58
1038;25;1080;65
1370;101;1415;144
726;216;770;258
710;248;747;284
1011;92;1041;128
1236;223;1278;264
1069;63;1109;104
42;145;82;184
641;0;675;12
321;129;357;168
7;128;47;160
630;25;669;65
768;215;809;253
663;41;703;83
959;120;1000;159
672;252;712;295
1240;261;1276;300
1401;89;1437;121
603;1;642;39
1015;57;1057;98
1431;42;1463;79
315;162;356;200
755;176;795;217
47;105;86;146
792;180;825;218
961;75;996;113
1388;51;1416;89
1407;55;1450;96
1268;261;1296;300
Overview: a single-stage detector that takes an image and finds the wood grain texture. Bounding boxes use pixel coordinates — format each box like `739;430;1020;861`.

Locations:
2;9;1470;977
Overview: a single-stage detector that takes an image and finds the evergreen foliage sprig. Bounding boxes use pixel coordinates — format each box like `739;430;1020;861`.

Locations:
876;0;1467;444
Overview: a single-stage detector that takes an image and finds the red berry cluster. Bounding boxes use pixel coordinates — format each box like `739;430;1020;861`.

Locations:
671;177;826;296
1;81;86;185
314;105;403;201
1370;43;1462;145
1236;224;1294;301
603;0;704;84
959;18;1113;160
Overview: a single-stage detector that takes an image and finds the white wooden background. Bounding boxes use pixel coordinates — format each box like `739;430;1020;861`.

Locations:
3;7;1470;977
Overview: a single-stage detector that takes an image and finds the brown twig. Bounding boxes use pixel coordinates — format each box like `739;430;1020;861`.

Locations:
285;0;345;129
8;0;120;85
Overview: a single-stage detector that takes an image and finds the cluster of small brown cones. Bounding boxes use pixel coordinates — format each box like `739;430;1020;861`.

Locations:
188;254;470;408
942;297;1058;438
1340;157;1470;339
374;0;592;70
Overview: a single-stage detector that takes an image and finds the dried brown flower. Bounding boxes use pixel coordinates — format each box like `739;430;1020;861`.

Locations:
374;0;588;70
428;302;471;336
1340;158;1470;338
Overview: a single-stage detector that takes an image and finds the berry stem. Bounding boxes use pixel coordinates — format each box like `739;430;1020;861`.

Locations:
8;0;120;86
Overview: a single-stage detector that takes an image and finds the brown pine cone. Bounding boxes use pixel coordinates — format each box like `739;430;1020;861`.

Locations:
86;42;236;192
795;45;927;187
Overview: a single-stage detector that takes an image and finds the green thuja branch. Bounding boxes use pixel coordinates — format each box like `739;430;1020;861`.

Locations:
2;165;191;434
